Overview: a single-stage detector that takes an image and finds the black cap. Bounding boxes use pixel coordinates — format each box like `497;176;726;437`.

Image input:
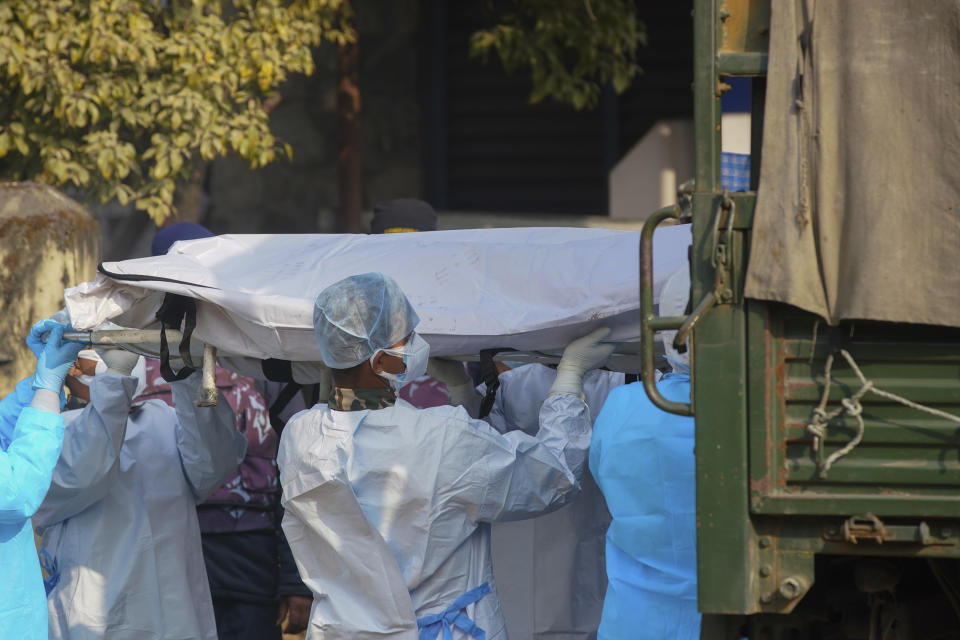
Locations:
370;199;437;234
151;222;214;256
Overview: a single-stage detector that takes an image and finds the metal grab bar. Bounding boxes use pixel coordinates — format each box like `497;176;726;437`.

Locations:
640;206;693;416
63;329;217;407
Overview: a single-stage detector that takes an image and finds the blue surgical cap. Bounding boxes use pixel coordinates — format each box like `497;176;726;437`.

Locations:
152;222;214;256
313;273;420;369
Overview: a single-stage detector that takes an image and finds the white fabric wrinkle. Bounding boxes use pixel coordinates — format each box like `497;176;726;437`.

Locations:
482;364;623;640
279;408;417;639
36;377;234;639
34;375;135;529
278;387;591;640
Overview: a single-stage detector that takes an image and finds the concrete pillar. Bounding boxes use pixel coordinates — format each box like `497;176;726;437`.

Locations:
0;182;100;394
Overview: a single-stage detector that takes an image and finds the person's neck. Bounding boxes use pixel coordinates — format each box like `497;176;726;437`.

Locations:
332;362;391;391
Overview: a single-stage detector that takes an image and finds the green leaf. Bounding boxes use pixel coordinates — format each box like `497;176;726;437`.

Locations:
469;0;644;110
0;0;351;223
97;150;112;179
116;184;133;206
152;156;169;180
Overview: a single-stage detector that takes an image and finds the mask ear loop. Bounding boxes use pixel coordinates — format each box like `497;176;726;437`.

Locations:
372;333;416;372
369;349;402;391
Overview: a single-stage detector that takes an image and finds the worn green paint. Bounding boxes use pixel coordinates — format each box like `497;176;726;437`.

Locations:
685;0;960;625
693;0;721;192
693;230;756;613
717;52;768;75
692;0;757;616
750;306;960;513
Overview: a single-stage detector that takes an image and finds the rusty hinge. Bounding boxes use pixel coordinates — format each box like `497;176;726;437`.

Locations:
671;193;735;348
824;514;958;546
841;514;886;544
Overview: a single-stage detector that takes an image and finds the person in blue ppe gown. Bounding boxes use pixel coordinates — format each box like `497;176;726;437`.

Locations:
0;318;82;640
278;272;615;640
589;266;700;640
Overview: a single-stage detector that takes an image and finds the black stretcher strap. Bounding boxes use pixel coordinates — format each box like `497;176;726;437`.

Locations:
156;293;199;382
262;358;295;382
478;348;513;419
269;382;303;435
307;383;321;408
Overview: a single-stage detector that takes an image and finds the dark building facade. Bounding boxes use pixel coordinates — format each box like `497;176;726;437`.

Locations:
96;1;693;259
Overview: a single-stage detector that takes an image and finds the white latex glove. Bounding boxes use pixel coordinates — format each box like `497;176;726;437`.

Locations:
549;327;616;397
426;358;471;388
95;346;140;376
426;357;480;417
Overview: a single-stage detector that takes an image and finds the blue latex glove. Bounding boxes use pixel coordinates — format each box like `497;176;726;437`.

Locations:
32;323;83;392
26;318;62;358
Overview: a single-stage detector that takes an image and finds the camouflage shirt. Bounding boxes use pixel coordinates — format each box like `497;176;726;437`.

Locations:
329;386;396;411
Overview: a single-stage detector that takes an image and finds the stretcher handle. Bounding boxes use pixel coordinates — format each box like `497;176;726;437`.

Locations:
640;206;693;417
64;329;183;344
196;344;219;407
63;329;218;407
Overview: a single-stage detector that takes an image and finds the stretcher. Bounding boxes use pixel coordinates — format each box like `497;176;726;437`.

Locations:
64;225;691;396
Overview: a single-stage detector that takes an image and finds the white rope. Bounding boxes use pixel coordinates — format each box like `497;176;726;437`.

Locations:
806;349;960;478
838;350;960;424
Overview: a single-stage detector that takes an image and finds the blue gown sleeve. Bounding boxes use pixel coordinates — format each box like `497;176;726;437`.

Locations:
0;402;66;524
0;378;37;449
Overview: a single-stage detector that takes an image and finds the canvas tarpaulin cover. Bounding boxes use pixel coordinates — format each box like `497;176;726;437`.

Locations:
64;226;691;362
744;0;960;328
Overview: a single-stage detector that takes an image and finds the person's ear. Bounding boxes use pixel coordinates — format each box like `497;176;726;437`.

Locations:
372;350;405;375
370;350;385;375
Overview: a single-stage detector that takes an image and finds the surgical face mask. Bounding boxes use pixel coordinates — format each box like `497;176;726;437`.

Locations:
72;373;96;387
71;355;107;388
372;333;430;391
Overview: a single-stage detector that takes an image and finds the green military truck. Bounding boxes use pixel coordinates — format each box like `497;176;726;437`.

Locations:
639;1;960;638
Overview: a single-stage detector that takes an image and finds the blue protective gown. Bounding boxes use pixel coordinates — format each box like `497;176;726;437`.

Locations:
589;374;700;640
0;378;66;640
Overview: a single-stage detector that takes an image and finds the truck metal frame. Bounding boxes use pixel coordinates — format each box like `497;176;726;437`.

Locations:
640;1;960;637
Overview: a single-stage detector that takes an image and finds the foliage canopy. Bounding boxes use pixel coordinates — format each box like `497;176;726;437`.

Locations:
472;0;646;110
0;0;351;223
